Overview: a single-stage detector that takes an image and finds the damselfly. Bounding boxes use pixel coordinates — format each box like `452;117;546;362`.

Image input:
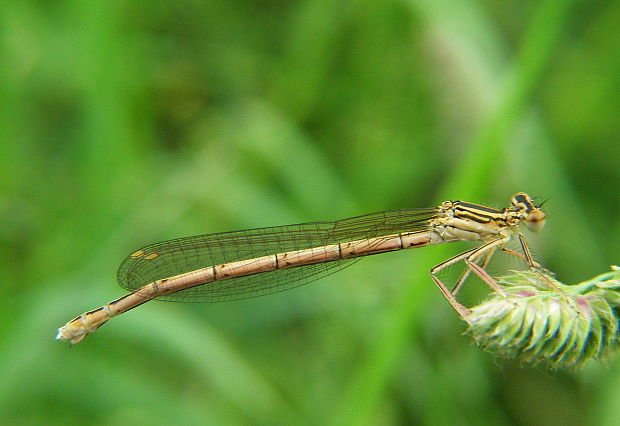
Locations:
57;192;547;344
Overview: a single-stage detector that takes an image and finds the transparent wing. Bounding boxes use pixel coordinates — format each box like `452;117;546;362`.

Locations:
117;208;437;302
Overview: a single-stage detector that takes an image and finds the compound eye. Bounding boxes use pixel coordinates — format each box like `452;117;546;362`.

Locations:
525;210;546;232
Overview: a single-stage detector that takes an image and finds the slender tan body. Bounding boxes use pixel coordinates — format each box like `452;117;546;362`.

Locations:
57;192;546;344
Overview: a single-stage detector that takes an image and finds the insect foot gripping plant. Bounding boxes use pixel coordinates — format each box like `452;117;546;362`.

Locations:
466;266;620;369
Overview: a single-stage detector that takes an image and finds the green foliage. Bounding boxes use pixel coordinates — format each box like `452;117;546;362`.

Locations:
1;0;619;424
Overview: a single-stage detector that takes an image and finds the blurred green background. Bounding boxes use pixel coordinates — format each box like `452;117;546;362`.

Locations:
1;0;619;424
